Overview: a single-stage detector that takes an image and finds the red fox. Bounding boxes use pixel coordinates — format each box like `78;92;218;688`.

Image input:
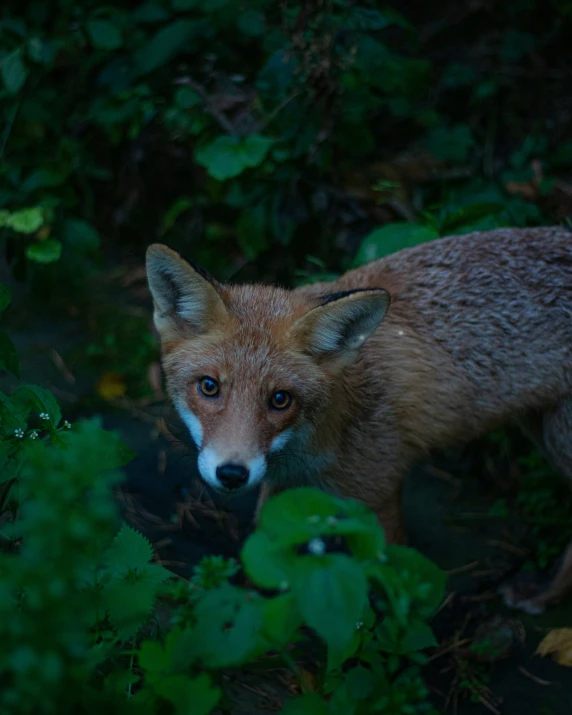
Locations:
146;226;572;614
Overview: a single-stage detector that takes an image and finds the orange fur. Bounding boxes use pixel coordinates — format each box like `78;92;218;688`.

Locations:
146;226;572;613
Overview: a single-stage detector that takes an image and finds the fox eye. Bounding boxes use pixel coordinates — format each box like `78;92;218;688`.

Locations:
270;391;292;411
198;377;219;398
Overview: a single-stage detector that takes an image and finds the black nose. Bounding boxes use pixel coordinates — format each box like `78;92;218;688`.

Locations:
216;463;249;490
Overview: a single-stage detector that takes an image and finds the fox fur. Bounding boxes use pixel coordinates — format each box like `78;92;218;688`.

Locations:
146;226;572;614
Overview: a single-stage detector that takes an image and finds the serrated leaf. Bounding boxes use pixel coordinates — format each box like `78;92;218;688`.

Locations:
154;674;220;715
26;239;62;264
104;578;162;637
6;207;43;234
86;20;123;50
134;19;195;76
105;524;154;574
376;615;437;654
0;332;20;378
354;223;438;266
293;554;368;651
1;49;28;93
0;285;12;312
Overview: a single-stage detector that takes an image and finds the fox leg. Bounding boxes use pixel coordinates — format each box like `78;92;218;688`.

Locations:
501;395;572;614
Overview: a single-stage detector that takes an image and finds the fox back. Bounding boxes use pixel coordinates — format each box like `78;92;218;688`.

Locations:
146;226;572;501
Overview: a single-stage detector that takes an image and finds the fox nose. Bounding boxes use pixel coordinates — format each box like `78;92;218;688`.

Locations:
216;463;249;490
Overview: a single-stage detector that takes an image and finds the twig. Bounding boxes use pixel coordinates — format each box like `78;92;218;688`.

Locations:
174;77;238;136
518;666;551;686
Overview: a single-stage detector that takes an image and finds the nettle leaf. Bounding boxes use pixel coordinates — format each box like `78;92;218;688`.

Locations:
134;20;196;75
104;568;170;638
0;285;12;312
1;49;28;93
0;391;30;435
293;554;368;651
26;239;62;264
105;524;154;575
0;332;20;378
154;673;220;715
376;615;437;655
86;20;123;50
6;207;43;234
196;135;274;181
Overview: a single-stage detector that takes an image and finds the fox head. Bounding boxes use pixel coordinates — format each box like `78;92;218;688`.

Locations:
146;244;390;494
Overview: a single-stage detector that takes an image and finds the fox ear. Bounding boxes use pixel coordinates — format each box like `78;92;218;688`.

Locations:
146;244;228;342
293;289;390;364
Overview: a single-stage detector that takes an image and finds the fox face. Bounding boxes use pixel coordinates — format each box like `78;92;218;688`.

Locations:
146;245;390;494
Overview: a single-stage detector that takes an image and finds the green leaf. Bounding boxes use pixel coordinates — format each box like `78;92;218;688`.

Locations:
353;223;438;265
192;585;266;667
293;554;368;650
237;10;265;37
154;674;220;715
280;694;329;715
196;135;274;181
105;524;154;575
1;49;28;93
262;593;302;646
376;616;437;655
11;385;61;429
26;239;62;264
242;531;297;589
6;207;43;234
0;285;11;312
104;568;169;638
134;20;195;75
422;124;474;164
86;20;123;50
0;332;20;378
61;218;100;252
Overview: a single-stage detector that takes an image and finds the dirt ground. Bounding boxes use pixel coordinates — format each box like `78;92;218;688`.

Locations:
6;318;572;715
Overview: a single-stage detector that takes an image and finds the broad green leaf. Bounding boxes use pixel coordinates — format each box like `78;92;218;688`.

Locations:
61;218;100;252
353;223;438;265
241;531;297;588
104;572;169;639
11;385;61;428
196;135;273;181
280;694;329;715
26;239;62;263
6;207;43;234
154;674;220;715
86;20;123;50
0;391;31;435
138;640;168;674
262;593;302;646
376;615;437;655
293;554;368;650
0;332;20;378
134;20;195;75
192;585;266;667
0;285;11;312
104;524;154;575
1;49;28;93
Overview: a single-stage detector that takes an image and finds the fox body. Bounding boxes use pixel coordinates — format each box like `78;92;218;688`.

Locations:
146;226;572;613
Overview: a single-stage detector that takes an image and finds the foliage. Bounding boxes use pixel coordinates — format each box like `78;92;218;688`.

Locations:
1;0;571;293
0;289;446;713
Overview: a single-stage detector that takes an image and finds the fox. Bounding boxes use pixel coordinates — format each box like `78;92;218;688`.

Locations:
145;226;572;614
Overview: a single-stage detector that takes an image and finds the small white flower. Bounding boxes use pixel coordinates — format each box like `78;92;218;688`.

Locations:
307;514;320;524
356;621;364;630
308;537;326;556
14;428;24;439
279;580;289;591
29;431;38;440
63;420;71;429
377;551;388;563
39;412;49;420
